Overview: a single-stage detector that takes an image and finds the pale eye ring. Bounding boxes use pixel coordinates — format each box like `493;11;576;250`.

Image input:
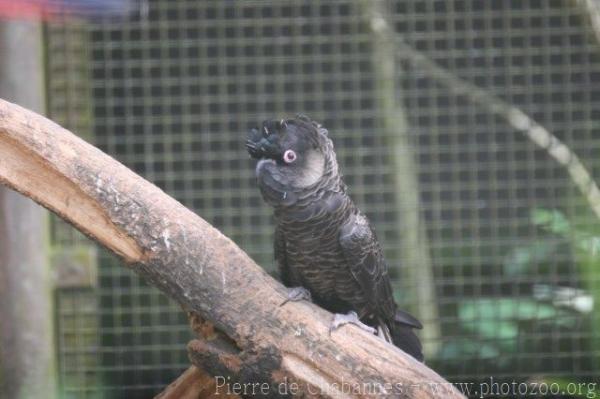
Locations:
283;149;297;164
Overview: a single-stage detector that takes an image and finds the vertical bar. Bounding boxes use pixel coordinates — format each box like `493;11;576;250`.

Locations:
0;18;56;399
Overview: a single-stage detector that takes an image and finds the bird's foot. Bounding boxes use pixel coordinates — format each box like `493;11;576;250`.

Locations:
377;325;393;343
329;311;377;335
280;286;312;306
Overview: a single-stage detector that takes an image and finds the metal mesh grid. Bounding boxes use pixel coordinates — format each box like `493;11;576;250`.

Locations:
45;21;94;247
55;290;99;397
45;0;600;396
395;0;600;379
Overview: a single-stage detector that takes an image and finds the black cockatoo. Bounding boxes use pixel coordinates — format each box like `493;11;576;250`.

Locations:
246;114;423;361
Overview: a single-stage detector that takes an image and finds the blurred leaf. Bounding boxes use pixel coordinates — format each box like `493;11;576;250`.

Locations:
531;208;571;234
460;298;558;322
458;298;559;351
534;284;594;314
438;338;500;361
576;235;600;256
503;240;557;276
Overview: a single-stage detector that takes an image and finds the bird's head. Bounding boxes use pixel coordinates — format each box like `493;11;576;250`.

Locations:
246;114;332;189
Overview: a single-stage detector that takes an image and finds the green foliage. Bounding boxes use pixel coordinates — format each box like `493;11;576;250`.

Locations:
437;339;500;361
502;239;557;276
437;207;597;372
531;208;571;235
532;208;600;255
531;208;600;320
438;297;577;365
460;298;557;341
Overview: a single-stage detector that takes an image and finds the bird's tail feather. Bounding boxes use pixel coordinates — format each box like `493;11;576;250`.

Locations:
390;322;424;362
376;319;423;361
384;309;424;362
394;309;423;329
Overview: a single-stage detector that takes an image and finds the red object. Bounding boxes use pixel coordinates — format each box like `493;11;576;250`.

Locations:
0;0;47;19
0;0;136;21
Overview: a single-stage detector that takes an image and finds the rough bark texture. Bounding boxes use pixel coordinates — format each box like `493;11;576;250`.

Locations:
155;366;240;399
0;98;464;398
0;20;56;399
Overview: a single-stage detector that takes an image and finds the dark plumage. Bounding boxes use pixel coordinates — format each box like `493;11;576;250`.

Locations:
247;115;423;361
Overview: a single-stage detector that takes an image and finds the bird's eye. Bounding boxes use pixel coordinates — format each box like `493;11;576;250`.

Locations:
283;149;297;164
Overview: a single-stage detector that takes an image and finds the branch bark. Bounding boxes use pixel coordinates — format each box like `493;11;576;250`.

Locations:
575;0;600;46
0;98;464;398
155;366;240;399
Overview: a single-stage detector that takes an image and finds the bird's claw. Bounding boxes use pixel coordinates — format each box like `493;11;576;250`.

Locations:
280;286;312;306
329;311;377;336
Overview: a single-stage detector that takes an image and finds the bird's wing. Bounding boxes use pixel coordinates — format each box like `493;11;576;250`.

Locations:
339;215;397;321
274;226;301;287
339;217;422;330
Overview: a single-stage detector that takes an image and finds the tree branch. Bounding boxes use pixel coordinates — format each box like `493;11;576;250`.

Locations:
155;366;240;399
392;37;600;220
361;0;441;357
575;0;600;46
0;98;464;398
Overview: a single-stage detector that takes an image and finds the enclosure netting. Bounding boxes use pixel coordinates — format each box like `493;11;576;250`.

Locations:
46;0;600;397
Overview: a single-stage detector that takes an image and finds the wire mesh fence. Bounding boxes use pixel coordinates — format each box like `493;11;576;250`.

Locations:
45;0;600;397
